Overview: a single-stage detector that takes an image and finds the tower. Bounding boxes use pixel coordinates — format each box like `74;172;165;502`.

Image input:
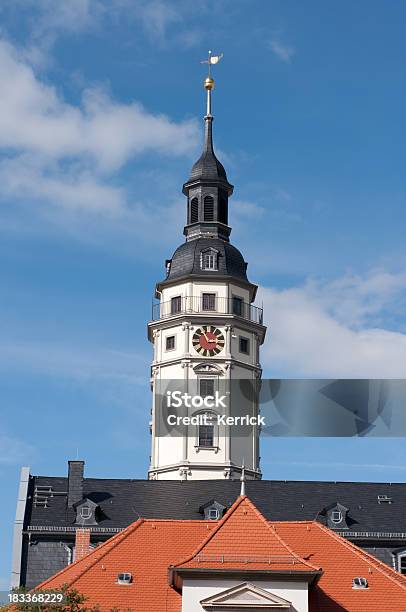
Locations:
148;59;267;480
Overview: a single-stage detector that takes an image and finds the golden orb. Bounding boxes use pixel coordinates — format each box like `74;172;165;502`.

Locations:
204;77;215;91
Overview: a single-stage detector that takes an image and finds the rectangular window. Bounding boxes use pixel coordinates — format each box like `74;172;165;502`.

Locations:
202;293;216;311
166;336;175;351
203;253;216;270
171;296;182;314
232;296;243;316
239;336;249;354
198;424;214;447
200;378;215;398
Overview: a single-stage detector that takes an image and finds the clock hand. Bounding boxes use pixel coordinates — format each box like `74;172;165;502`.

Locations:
202;332;213;343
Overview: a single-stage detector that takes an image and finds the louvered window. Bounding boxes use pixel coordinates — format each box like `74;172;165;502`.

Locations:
190;197;199;223
218;194;228;224
204;196;214;221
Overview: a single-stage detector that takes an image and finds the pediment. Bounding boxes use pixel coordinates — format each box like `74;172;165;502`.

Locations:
200;582;291;609
193;363;224;375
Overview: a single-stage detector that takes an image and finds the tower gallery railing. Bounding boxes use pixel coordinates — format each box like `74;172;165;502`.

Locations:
151;296;263;325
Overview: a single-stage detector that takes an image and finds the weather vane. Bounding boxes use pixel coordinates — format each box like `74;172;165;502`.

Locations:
200;50;223;116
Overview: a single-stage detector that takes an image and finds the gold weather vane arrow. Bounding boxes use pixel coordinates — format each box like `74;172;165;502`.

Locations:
200;50;223;115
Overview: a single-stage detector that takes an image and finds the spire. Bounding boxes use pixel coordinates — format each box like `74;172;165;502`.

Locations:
240;461;246;496
182;52;233;242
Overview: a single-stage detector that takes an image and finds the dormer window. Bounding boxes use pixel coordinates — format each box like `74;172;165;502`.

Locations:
399;552;406;575
208;508;220;520
80;505;91;519
199;499;226;520
324;502;349;529
201;248;218;271
74;498;99;526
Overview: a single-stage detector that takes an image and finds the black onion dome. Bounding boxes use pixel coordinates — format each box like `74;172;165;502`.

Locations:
184;117;233;194
166;238;248;282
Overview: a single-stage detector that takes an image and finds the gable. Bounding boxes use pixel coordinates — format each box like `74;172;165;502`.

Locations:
200;582;291;609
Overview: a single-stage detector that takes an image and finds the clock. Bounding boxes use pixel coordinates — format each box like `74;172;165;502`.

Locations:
192;325;225;356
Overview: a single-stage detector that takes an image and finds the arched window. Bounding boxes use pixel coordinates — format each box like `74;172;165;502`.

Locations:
203;196;214;221
190;197;199;223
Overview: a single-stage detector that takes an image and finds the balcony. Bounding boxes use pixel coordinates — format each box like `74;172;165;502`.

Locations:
151;295;263;325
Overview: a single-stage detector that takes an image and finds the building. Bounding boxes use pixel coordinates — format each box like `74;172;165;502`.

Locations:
35;495;406;611
11;66;406;593
148;70;265;481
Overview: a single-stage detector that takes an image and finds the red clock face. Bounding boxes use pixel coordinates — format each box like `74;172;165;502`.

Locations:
193;326;225;356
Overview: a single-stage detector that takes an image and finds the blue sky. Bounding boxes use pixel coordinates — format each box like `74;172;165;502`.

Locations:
1;0;406;588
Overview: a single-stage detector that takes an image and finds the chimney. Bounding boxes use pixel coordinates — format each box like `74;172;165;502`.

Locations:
67;460;84;508
74;528;91;562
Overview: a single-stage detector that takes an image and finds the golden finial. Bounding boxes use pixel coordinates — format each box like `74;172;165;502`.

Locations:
201;50;223;116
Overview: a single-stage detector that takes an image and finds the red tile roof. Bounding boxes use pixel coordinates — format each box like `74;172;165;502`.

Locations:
174;496;321;575
38;518;214;611
38;496;406;612
273;521;406;611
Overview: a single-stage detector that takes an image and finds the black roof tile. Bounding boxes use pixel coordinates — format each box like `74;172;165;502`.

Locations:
26;477;406;534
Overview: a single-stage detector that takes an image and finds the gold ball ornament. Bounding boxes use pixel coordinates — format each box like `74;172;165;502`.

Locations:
204;77;215;91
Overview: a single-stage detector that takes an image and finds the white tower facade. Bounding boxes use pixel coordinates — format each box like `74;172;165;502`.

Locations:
148;73;267;481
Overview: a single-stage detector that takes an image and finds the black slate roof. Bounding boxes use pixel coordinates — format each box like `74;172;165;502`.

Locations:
186;116;231;188
165;238;248;282
26;477;406;534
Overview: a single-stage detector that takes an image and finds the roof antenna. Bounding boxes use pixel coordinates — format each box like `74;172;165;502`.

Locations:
240;460;246;496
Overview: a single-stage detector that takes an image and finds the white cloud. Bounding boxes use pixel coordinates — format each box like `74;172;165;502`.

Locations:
0;154;126;214
260;270;406;377
0;37;200;231
269;38;295;63
4;0;203;48
0;40;198;171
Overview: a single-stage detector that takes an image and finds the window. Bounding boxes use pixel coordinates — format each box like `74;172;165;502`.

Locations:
218;192;228;224
166;336;175;351
200;378;215;398
352;577;368;589
171;296;182;314
190;197;199;223
80;505;91;519
208;508;220;520
232;296;243;316
198;423;214;447
203;195;214;221
239;336;250;354
201;249;218;270
117;573;132;585
202;293;216;311
398;553;406;575
331;510;342;524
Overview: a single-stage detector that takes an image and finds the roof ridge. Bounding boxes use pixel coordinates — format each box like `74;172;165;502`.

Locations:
172;495;247;567
313;521;406;591
173;496;320;573
37;519;145;590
